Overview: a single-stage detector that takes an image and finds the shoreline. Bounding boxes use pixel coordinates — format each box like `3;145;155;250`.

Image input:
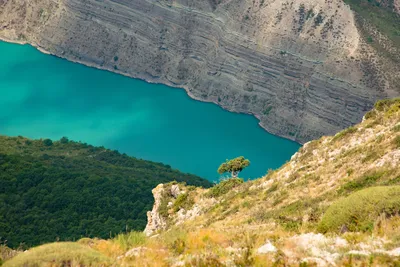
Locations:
0;36;301;145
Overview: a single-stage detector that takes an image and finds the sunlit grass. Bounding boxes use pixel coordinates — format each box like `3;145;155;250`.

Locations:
3;242;113;267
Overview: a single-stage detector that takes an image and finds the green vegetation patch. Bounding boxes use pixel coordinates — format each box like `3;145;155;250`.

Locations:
375;98;400;113
113;231;147;251
318;186;400;233
0;136;211;248
173;193;195;212
393;124;400;132
338;171;384;194
3;242;113;267
332;127;357;142
393;135;400;148
263;106;273;115
343;0;400;50
206;178;244;198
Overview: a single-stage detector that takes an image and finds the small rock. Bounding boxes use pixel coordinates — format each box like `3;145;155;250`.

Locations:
387;247;400;257
171;184;181;198
347;250;370;256
340;224;348;234
257;240;277;254
125;247;148;257
172;261;185;267
334;237;348;248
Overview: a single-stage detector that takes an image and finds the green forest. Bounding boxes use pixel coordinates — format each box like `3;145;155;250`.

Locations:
0;136;212;249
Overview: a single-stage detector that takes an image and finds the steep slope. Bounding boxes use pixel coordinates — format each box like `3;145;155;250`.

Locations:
139;98;400;266
0;136;211;249
4;99;399;266
1;0;399;143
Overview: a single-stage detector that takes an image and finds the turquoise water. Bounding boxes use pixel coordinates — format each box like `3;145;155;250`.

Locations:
0;41;300;181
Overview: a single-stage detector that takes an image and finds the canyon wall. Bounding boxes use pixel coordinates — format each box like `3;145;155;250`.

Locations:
1;0;399;143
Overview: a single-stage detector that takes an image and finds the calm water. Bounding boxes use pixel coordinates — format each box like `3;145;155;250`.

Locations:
0;41;300;181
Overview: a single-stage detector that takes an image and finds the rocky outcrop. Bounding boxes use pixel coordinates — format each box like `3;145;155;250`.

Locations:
144;184;167;236
144;182;215;235
1;0;399;143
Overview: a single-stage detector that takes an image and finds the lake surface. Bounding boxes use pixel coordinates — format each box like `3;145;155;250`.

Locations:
0;41;300;181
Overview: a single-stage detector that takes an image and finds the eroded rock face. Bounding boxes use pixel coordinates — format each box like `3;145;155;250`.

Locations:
144;183;189;235
144;183;215;234
144;184;167;236
1;0;398;143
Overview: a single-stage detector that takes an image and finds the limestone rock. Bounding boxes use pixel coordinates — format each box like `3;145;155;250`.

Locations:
170;184;182;198
257;241;277;254
144;184;167;236
124;247;166;258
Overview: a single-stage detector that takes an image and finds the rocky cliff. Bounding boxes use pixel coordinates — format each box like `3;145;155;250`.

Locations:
1;0;399;143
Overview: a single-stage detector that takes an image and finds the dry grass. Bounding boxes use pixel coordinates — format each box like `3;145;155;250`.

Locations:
3;242;113;267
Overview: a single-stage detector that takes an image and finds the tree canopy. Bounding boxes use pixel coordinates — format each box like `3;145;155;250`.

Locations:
0;136;212;248
217;156;250;177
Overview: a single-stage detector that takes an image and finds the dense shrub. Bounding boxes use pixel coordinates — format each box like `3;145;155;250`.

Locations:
393;135;400;148
318;186;400;233
173;193;194;212
331;127;357;142
374;98;400;112
113;231;146;251
206;178;244;198
42;139;53;146
337;171;383;194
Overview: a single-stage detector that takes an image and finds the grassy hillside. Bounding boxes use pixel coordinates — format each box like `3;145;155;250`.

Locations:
0;136;212;249
2;98;400;266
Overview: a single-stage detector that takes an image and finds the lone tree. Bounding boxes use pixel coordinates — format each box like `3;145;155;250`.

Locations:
217;156;250;178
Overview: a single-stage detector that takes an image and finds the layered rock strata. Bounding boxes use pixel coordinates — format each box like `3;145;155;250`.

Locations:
1;0;399;143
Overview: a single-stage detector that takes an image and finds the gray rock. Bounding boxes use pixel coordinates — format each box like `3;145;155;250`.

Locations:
144;184;167;236
257;241;277;254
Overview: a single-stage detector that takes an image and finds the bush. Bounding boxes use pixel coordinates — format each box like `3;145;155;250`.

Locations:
332;127;357;142
318;186;400;233
393;135;400;148
42;139;53;146
364;110;377;120
206;178;244;198
173;193;194;212
113;231;146;251
24;140;32;145
337;171;383;194
374;98;400;112
59;137;69;144
158;195;170;219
